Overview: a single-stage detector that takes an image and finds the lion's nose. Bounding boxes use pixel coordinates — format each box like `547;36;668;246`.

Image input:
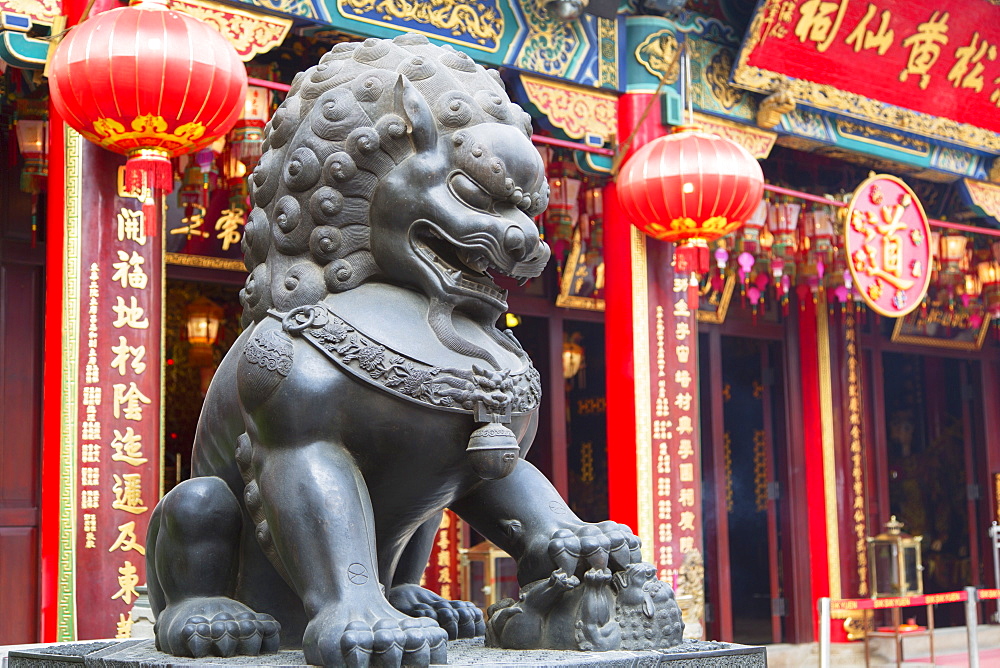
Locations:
505;225;544;263
504;226;529;261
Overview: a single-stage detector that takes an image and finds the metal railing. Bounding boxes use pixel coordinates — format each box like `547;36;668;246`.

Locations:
818;587;1000;668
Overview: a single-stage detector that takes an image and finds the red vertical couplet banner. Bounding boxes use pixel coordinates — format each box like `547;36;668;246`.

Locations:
645;240;703;629
74;144;162;640
421;510;461;601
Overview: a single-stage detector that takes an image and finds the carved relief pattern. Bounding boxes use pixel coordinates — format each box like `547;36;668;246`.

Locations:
704;49;742;110
277;304;541;415
336;0;503;50
521;74;617;143
598;17;618;89
835;120;930;155
933;148;979;176
635;29;680;84
781;109;832;141
515;0;581;78
168;0;293;60
244;330;293;376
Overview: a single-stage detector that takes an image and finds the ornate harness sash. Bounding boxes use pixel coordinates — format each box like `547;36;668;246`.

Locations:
263;304;542;419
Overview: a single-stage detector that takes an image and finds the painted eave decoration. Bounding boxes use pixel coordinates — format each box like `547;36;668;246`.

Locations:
0;0;290;69
290;0;622;90
690;111;775;159
168;0;292;61
960;178;1000;225
733;0;1000;153
0;0;61;69
517;73;618;147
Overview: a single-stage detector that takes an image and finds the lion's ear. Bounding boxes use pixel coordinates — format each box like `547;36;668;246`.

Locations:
395;77;437;153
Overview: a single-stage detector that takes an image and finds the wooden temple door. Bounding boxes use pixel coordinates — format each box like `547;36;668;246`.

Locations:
700;329;790;645
0;142;46;644
870;350;993;626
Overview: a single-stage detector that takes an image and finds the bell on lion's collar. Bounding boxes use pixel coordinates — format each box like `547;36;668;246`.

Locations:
466;422;519;480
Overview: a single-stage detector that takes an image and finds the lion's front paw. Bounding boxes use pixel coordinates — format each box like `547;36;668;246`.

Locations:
153;596;280;658
387;583;484;640
548;521;641;578
304;606;448;667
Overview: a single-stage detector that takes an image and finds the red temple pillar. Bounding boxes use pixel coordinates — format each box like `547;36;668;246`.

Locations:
605;92;705;636
41;1;164;636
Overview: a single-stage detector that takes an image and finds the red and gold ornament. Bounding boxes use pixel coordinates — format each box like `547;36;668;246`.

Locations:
48;0;247;200
617;126;765;277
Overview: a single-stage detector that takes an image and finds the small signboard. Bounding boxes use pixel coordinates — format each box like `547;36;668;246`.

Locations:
891;300;991;350
845;174;932;318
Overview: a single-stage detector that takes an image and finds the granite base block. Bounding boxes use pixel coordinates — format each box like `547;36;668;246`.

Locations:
9;638;766;668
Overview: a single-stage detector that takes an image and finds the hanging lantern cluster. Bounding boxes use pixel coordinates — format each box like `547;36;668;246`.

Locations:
979;241;1000;322
544;157;583;262
14;99;48;195
48;0;247;203
698;186;1000;337
617;126;766;280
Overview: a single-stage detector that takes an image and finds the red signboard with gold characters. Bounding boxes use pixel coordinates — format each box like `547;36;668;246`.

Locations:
73;143;162;640
735;0;1000;144
845;175;931;317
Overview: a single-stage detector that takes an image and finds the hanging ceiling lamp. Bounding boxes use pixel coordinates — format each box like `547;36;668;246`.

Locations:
617;126;765;277
48;0;247;196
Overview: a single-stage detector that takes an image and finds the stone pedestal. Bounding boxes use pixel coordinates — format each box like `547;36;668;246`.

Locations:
9;638;766;667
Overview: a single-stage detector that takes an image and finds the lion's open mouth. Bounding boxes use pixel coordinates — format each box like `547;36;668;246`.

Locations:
410;223;510;306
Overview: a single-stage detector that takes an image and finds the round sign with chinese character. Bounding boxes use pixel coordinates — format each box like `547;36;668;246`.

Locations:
845;175;931;318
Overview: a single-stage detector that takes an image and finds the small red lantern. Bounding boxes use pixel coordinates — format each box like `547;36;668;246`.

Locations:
48;0;247;196
617;126;765;275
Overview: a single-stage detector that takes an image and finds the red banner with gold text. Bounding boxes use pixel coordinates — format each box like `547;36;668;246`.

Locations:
742;0;1000;134
74;144;162;640
646;241;703;591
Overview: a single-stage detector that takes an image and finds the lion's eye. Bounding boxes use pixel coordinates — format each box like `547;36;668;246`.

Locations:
449;173;494;213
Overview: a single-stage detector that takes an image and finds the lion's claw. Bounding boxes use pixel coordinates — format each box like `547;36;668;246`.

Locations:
155;598;280;658
306;608;448;667
387;583;484;639
546;523;641;579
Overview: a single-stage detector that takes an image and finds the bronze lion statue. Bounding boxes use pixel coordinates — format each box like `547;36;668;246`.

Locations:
146;34;682;667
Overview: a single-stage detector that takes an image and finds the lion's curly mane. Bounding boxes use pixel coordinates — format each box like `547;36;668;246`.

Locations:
240;34;538;326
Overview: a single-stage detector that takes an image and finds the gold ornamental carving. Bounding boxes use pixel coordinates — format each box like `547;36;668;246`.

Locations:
733;4;1000;152
635;29;680;84
704;49;743;110
520;74;618;145
692;112;776;159
756;79;795;129
337;0;502;50
168;0;292;61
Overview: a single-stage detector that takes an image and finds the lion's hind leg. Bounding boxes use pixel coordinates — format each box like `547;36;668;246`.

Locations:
147;476;280;657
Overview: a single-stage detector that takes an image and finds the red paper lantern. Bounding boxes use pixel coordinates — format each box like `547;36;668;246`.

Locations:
48;0;247;194
617;126;765;275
